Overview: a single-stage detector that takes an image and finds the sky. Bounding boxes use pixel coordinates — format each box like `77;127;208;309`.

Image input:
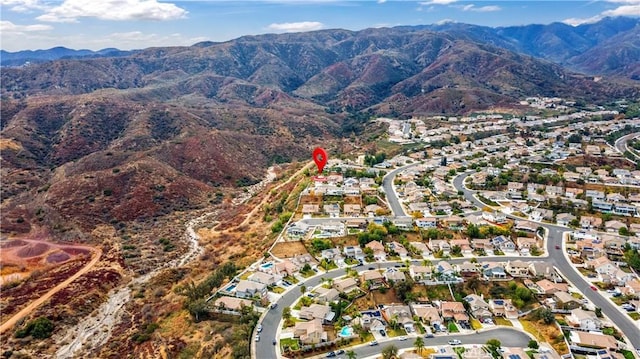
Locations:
1;0;639;52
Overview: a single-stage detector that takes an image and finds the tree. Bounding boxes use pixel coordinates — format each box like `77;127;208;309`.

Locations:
595;307;603;318
346;350;357;359
187;298;208;322
528;340;539;349
300;285;307;295
486;338;501;357
382;344;399;359
282;307;292;321
414;337;425;354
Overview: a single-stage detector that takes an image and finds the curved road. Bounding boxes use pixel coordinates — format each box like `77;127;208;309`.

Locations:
614;132;640;161
453;172;640;349
256;165;640;358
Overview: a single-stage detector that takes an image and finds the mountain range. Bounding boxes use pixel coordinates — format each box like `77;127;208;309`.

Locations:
1;16;640;240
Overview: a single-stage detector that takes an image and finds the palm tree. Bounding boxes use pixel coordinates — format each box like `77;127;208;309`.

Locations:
414;337;425;355
300;285;307;295
346;350;357;359
382;344;399;359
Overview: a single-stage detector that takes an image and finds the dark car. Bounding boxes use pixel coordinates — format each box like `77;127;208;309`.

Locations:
336;349;345;355
326;352;336;358
555;245;561;250
272;340;277;345
379;329;386;337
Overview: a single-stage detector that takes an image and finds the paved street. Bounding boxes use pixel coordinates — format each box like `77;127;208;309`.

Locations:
256;165;640;359
453;172;640;349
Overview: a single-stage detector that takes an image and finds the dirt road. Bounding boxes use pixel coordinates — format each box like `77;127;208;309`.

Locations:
0;247;102;334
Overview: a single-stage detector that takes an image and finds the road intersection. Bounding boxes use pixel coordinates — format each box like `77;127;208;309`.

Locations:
254;162;640;359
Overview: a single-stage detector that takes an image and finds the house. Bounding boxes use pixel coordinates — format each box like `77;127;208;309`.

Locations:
287;222;311;237
235;280;268;299
389;241;409;258
440;301;469;324
587;256;617;275
385;268;407;283
409;241;432;257
490;235;516;253
333;277;358;294
564;187;583;198
323;203;341;217
604;220;627;233
580;216;603;230
212;296;253;315
361;270;385;289
302;204;320;215
275;260;299;277
556;213;576;227
482;211;507;224
410;304;442;326
489;299;518;319
294;318;327;345
429;239;451;254
384;304;416;332
516;237;538;254
505;260;531;277
248;271;278;286
483;263;507;279
343;204;362;217
321;248;344;262
416;217;438;229
462;346;493;359
393;217;414;231
569;331;619;350
464;294;492;321
430;347;457;359
409;265;433;282
568;308;601;331
471;238;492;252
514;220;537;233
457;262;481;277
343;245;364;260
315;287;340;304
534;279;568;295
435;261;456;278
554;291;581;310
450;239;473;255
299;304;335;323
441;215;464;230
365;240;387;261
528;262;558;280
508;182;524;192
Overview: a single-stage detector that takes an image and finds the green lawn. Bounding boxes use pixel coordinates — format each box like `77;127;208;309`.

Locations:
280;338;300;351
271;287;285;294
470;319;483;330
448;322;459;333
494;317;513;326
628;312;640;320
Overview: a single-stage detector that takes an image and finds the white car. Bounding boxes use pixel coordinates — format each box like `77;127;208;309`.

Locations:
399;336;407;341
448;339;461;345
254;334;260;342
256;324;263;332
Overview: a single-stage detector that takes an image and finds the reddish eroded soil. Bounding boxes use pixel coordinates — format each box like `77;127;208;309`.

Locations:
0;256;91;320
0;240;27;248
46;252;71;264
16;242;50;258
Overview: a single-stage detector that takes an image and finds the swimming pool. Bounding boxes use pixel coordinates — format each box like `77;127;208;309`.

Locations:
226;284;237;292
260;262;274;270
338;326;354;338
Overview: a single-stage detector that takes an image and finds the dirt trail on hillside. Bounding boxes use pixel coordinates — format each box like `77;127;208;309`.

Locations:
0;248;102;334
55;165;287;358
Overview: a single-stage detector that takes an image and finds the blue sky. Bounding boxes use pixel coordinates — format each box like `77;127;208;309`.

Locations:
1;0;639;51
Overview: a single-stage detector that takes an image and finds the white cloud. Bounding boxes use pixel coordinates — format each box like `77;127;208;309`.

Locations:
563;0;640;26
0;0;46;12
377;0;386;3
602;4;640;16
36;0;187;23
460;4;501;12
419;0;457;5
267;21;323;32
0;20;52;33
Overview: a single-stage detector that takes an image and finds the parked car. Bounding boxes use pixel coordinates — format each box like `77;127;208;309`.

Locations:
369;341;379;346
254;334;260;342
326;351;336;358
256;324;263;332
272;340;277;346
590;285;598;291
555;245;561;250
379;329;386;337
399;336;407;341
336;349;345;355
448;339;461;345
270;303;278;309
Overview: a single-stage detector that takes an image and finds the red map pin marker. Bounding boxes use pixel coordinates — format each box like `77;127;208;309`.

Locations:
313;147;328;174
